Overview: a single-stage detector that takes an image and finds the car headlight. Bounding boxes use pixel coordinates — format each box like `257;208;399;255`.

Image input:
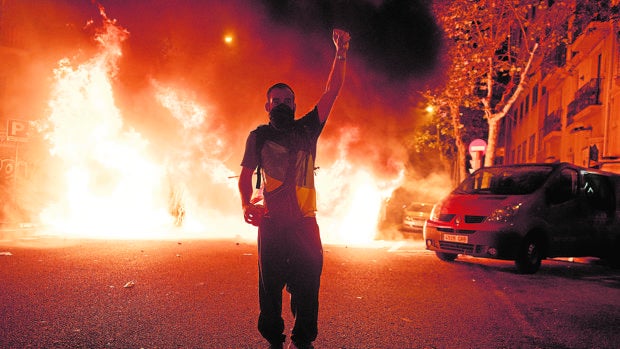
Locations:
486;203;522;223
429;202;442;221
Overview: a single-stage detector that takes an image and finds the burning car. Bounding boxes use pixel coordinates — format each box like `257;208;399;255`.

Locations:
423;162;620;274
401;201;434;232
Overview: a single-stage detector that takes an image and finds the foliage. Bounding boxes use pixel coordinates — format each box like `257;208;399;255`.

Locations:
423;0;575;172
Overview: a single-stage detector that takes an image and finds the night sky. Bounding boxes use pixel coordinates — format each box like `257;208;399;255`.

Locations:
258;0;442;80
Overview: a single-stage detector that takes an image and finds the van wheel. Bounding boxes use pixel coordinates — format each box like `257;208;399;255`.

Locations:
515;235;543;274
436;252;458;262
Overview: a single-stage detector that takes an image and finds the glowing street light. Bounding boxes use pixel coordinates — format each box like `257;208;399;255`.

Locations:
223;33;234;45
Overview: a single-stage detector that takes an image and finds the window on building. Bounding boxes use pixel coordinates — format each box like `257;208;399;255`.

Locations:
525;95;530;113
532;84;539;106
538;127;543;150
521;141;527;163
529;134;536;159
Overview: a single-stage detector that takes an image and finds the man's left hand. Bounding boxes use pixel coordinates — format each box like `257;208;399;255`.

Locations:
333;29;350;53
243;204;265;227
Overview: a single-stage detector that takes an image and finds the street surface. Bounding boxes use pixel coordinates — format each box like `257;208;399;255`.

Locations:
1;233;619;348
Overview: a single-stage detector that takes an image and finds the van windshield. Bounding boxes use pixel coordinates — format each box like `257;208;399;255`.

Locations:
455;166;554;195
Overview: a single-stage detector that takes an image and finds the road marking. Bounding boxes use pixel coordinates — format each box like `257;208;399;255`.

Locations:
492;288;540;339
466;263;541;339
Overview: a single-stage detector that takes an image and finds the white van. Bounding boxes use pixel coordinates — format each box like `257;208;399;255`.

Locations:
423;162;620;273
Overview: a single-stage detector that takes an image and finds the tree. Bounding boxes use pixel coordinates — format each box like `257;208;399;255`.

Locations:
421;90;471;183
407;99;457;177
430;0;573;168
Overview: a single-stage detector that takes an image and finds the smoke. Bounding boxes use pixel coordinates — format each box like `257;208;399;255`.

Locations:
9;0;442;165
101;0;443;178
259;0;442;81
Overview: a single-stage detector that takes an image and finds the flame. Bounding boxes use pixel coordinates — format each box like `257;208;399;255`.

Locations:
151;82;243;236
320;168;403;245
316;127;404;245
36;7;174;238
31;5;403;244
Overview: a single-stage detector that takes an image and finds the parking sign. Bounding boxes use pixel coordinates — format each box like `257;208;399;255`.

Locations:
7;119;29;142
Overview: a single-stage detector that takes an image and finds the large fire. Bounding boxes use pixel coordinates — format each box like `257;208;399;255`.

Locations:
28;5;405;245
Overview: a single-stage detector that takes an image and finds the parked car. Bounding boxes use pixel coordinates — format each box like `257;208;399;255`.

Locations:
423;162;620;274
401;202;434;232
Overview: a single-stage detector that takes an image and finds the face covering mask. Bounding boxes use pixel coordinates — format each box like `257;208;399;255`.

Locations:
269;103;295;130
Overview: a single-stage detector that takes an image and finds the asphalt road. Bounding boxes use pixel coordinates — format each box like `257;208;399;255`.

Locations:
1;234;619;348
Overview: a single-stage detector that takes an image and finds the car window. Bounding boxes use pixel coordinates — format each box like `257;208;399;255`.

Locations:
456;166;553;195
582;173;616;213
406;203;433;213
547;169;578;204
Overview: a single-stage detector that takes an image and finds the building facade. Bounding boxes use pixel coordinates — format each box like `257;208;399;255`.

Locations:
501;1;619;170
1;1;39;224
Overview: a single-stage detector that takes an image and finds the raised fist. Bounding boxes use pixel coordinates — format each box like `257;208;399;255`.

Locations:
333;29;350;52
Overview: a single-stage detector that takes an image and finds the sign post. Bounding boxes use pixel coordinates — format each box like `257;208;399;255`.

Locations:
468;139;487;173
5;119;30;206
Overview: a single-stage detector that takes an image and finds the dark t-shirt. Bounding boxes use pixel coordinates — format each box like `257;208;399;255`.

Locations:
241;107;325;216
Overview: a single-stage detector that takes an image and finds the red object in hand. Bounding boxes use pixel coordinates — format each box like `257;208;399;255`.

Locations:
244;204;265;227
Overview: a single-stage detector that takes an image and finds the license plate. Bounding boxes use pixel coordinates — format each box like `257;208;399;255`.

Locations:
443;234;468;243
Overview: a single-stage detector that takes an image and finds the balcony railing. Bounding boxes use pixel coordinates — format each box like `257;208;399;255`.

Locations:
566;77;602;126
543;108;562;136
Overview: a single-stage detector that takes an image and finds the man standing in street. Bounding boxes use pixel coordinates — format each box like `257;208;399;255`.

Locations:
238;29;350;349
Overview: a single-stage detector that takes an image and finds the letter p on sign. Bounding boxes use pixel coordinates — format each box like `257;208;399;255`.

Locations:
7;119;29;142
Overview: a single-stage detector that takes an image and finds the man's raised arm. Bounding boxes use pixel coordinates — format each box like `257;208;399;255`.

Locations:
317;29;351;124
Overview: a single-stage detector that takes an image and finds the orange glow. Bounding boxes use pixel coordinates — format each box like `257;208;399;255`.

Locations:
25;5;414;244
316;127;405;245
37;7;173;239
319;168;404;245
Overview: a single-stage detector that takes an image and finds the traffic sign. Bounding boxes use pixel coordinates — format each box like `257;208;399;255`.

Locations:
469;138;487;156
6;119;29;142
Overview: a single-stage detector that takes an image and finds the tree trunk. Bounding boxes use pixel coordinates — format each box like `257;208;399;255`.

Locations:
450;103;467;183
483;43;539;167
485;116;500;167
